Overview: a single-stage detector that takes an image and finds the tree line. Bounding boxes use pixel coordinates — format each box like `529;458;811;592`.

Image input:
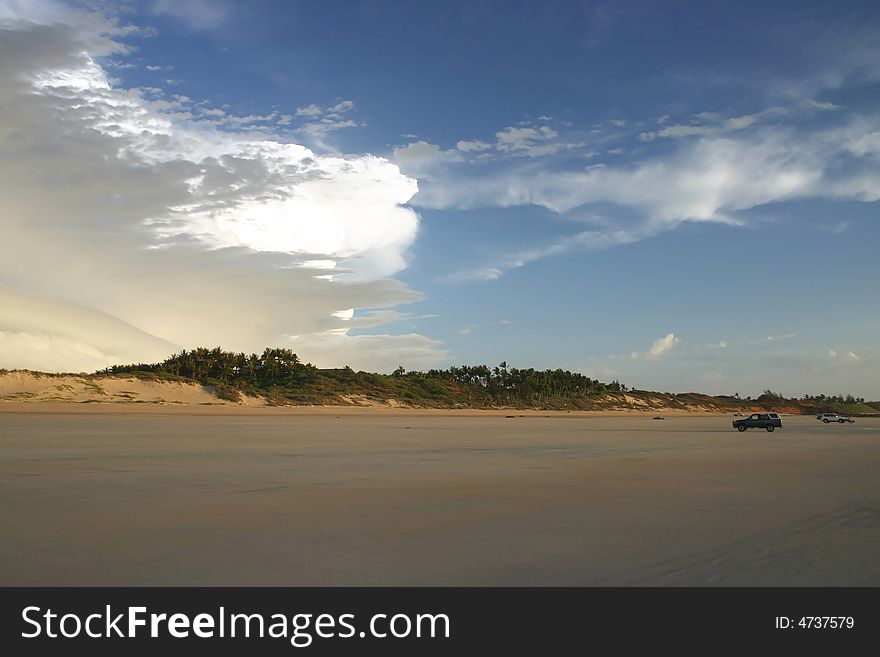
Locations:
100;348;623;406
103;347;315;385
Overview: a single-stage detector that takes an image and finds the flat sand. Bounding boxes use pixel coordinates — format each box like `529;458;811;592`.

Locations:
1;411;878;586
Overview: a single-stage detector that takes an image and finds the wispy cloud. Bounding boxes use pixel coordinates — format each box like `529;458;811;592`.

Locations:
496;125;555;153
766;333;798;342
705;340;728;349
805;99;842;111
391;30;880;283
409;106;880;282
456;139;492;152
454;319;512;336
152;0;231;31
394;116;592;173
285;100;362;147
638;107;786;142
441;227;642;283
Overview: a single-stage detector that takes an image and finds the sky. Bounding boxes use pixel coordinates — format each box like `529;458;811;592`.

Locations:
0;0;878;398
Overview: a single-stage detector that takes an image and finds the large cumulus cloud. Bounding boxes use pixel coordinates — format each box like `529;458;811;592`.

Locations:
0;2;446;372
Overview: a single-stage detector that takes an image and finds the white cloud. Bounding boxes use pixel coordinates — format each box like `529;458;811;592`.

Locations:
286;100;361;146
0;4;444;372
415;111;880;223
631;333;680;361
496;126;544;151
494;125;577;157
441;228;640;284
456;139;492;152
806;100;842;111
441;266;504;284
198;106;225;118
638;108;786;142
828;349;861;364
295;104;323;117
223;111;278;125
392;140;462;178
288;332;449;372
403;94;880;282
409;120;587;170
766;333;797;342
327;100;354;115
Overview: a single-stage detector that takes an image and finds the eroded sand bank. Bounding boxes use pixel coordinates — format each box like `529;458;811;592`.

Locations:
1;414;877;585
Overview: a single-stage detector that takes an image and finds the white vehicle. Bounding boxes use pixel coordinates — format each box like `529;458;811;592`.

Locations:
817;413;854;423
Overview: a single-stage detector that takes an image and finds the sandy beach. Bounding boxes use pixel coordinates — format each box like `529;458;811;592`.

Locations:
1;411;878;586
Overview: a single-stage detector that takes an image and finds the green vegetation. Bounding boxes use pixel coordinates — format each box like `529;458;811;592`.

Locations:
92;347;878;413
77;379;107;395
757;389;784;402
100;348;624;409
798;392;876;415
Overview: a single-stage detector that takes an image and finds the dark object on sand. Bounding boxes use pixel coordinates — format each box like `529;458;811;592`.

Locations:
733;413;782;432
652;416;665;420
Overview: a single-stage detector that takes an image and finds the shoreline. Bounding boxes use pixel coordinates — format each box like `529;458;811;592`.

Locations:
0;400;776;417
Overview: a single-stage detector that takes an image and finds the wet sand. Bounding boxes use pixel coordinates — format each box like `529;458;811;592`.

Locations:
1;412;878;585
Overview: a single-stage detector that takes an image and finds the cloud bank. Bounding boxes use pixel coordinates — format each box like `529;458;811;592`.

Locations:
0;2;444;372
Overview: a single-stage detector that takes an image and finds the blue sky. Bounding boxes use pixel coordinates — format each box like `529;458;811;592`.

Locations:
1;0;878;397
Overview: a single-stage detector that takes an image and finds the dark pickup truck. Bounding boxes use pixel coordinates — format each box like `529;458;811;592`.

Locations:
733;413;782;432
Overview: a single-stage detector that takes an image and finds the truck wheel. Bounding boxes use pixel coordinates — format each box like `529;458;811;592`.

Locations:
737;425;746;432
823;419;830;423
766;425;774;432
838;419;845;423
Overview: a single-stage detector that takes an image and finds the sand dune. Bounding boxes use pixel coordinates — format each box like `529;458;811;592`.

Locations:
0;371;769;416
0;371;265;407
